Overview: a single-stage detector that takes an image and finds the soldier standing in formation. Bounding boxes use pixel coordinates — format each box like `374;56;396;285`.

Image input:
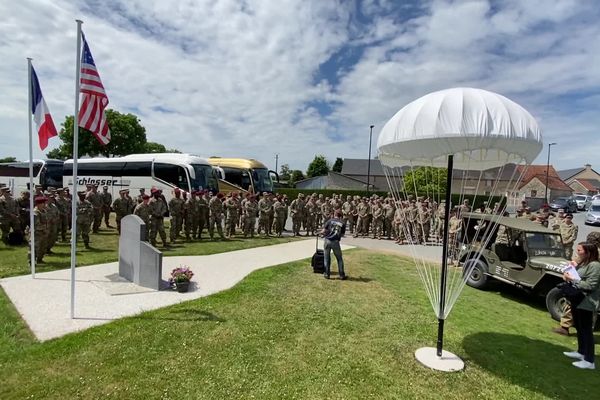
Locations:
100;185;113;228
208;192;225;240
148;188;169;247
28;196;48;263
168;188;185;243
243;194;258;238
45;193;60;253
184;191;199;241
0;187;23;243
56;189;70;242
272;195;287;237
290;194;305;236
112;189;132;234
134;194;151;239
257;193;272;236
224;192;240;238
76;191;94;249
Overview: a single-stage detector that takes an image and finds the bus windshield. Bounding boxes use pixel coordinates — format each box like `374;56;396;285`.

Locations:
191;164;219;192
43;162;64;188
251;168;273;193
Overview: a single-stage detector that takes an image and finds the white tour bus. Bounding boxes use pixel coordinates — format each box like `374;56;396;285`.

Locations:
63;153;220;201
0;159;64;193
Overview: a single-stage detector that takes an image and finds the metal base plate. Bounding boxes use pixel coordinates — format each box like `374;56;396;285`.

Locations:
415;347;465;372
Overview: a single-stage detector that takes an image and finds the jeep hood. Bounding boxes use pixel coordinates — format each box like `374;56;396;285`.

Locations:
529;256;570;274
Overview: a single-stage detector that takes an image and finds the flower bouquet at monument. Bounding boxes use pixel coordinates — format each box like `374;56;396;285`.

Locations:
169;266;194;293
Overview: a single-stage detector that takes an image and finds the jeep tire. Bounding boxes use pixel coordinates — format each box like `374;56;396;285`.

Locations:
463;259;489;289
546;287;568;322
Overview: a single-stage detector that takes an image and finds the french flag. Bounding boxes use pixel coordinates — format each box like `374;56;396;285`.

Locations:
30;66;57;150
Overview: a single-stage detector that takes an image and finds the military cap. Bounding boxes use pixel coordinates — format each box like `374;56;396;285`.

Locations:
77;191;87;196
34;196;47;204
173;188;180;192
142;194;150;200
586;231;600;247
0;183;6;188
150;187;159;194
119;189;127;194
565;213;573;219
86;184;92;188
103;185;108;189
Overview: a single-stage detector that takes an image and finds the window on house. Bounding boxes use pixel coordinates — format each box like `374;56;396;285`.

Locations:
531;190;537;197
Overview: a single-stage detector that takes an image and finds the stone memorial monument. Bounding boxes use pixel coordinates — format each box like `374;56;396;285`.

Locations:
118;215;163;290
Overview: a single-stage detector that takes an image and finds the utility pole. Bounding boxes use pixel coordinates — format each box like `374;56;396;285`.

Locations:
275;153;279;174
367;125;374;193
544;142;557;205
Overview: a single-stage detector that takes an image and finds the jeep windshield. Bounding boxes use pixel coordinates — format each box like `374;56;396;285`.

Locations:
525;232;564;257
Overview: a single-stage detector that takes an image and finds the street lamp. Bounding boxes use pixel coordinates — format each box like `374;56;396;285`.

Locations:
544;142;557;205
367;125;374;193
275;153;279;174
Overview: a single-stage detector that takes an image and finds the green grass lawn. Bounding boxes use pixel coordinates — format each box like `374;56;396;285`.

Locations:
1;246;598;399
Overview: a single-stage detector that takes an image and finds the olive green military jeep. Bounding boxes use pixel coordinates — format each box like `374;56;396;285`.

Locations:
458;213;569;321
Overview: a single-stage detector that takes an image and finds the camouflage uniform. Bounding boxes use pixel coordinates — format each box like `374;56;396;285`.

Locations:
197;194;210;239
45;197;60;253
76;196;94;248
417;205;431;244
55;192;70;241
208;195;225;240
383;199;395;239
184;194;199;240
112;192;133;234
30;203;48;262
272;198;286;237
371;201;384;239
243;197;258;237
168;194;185;242
341;197;355;234
290;195;305;236
257;195;272;236
17;192;30;231
86;188;103;233
304;197;318;236
355;200;370;237
224;195;240;238
393;204;405;243
149;195;168;247
0;190;22;243
100;189;113;228
448;214;462;259
133;201;151;239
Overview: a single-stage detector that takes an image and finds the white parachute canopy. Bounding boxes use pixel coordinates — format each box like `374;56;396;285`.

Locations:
377;87;542;170
376;87;543;321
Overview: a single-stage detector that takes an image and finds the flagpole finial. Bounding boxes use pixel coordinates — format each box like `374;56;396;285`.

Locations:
76;19;83;24
27;57;32;61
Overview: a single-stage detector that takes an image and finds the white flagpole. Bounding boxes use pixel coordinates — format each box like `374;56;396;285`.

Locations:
70;19;83;319
27;58;36;278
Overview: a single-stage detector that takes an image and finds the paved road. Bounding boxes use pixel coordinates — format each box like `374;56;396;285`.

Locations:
572;210;600;243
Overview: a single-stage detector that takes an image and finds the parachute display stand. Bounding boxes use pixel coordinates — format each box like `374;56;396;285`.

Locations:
377;87;543;372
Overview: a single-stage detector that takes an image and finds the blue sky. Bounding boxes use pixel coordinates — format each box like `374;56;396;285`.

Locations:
1;0;599;172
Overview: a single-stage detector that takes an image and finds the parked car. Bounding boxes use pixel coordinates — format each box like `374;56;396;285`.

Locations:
548;197;577;213
585;200;600;226
458;213;570;321
574;194;592;211
592;194;600;201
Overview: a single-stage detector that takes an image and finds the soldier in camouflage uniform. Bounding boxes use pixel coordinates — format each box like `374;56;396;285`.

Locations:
76;191;94;249
320;197;333;227
184;191;199;240
243;194;258;237
0;188;23;243
257;193;272;236
208;192;225;240
417;202;431;245
85;184;103;233
137;188;146;204
304;195;318;236
341;195;355;234
55;189;70;242
112;190;133;234
29;196;48;263
168;188;185;243
272;195;287;237
224;192;240;238
17;191;30;231
393;201;406;244
383;198;395;239
149;188;169;247
45;194;60;253
371;199;384;239
355;198;370;237
134;194;151;239
290;194;305;236
315;194;324;228
100;186;113;228
282;195;290;231
197;191;210;239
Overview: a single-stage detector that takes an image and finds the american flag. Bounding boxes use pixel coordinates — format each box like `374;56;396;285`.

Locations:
78;33;110;145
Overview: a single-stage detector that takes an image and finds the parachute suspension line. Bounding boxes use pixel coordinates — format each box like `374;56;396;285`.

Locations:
436;153;453;357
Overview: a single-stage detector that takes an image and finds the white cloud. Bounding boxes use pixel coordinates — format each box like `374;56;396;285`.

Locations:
0;0;599;174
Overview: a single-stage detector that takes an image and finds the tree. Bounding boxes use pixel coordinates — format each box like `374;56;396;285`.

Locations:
290;170;305;185
279;163;291;181
47;110;148;159
402;167;447;195
332;157;343;173
144;142;167;153
0;156;17;163
306;155;329;178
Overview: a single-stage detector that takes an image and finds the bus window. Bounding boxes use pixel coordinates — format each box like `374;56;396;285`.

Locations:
222;167;247;190
43;162;65;188
122;162;152;176
154;163;189;191
191;164;219;192
251;168;273;192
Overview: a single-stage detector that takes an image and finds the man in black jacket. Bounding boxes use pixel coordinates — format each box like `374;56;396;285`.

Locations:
321;209;347;280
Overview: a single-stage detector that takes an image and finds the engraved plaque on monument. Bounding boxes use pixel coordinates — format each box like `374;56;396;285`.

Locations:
119;215;163;290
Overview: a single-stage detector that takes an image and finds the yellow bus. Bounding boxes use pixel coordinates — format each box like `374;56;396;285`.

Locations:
208;157;278;194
